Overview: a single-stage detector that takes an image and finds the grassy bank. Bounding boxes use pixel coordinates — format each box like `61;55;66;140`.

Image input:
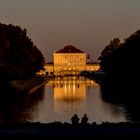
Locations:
9;76;51;94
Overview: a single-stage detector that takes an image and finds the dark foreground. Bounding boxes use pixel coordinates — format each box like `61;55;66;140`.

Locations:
1;122;140;138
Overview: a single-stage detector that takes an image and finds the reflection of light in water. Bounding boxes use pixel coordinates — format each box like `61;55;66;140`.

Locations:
50;77;92;113
54;83;86;101
18;76;128;124
43;76;127;123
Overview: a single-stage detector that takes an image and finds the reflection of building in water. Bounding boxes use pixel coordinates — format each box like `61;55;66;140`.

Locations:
46;76;95;113
44;45;100;76
54;80;86;101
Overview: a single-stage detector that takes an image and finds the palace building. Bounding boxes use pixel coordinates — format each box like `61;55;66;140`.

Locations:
44;45;100;76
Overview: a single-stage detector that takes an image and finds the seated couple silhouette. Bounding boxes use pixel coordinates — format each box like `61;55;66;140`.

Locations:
71;114;88;125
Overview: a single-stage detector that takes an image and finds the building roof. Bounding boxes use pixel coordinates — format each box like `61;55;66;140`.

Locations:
55;45;84;53
46;62;53;64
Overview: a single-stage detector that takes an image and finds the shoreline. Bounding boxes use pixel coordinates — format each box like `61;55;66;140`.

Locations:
8;76;53;94
0;122;140;137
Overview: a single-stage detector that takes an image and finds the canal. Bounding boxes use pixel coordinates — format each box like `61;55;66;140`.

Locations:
0;76;128;124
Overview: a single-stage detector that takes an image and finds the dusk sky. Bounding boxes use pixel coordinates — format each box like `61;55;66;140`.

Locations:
0;0;140;62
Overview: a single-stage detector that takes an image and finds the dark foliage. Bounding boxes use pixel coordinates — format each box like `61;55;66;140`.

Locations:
0;23;45;80
99;30;140;84
99;30;140;122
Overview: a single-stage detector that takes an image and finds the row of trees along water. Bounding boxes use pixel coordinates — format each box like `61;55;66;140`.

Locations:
98;31;140;122
99;31;140;82
98;30;140;111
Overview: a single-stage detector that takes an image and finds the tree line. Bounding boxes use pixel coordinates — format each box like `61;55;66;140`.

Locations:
0;23;45;80
99;30;140;106
98;31;140;122
99;30;140;83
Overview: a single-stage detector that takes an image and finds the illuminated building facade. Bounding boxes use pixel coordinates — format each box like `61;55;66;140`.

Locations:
45;45;100;75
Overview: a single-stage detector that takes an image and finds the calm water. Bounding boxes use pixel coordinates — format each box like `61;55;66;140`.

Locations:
0;76;128;124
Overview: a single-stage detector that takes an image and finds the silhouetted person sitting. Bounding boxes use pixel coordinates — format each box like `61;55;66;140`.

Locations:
71;114;79;125
81;114;88;125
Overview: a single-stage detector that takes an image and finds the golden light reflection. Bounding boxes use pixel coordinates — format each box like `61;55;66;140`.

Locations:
54;82;86;102
46;76;95;113
46;76;95;102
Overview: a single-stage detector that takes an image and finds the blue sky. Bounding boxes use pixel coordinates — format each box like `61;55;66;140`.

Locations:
0;0;140;61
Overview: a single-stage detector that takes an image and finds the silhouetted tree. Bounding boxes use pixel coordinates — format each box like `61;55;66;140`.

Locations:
99;38;120;59
99;38;121;72
0;23;45;80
